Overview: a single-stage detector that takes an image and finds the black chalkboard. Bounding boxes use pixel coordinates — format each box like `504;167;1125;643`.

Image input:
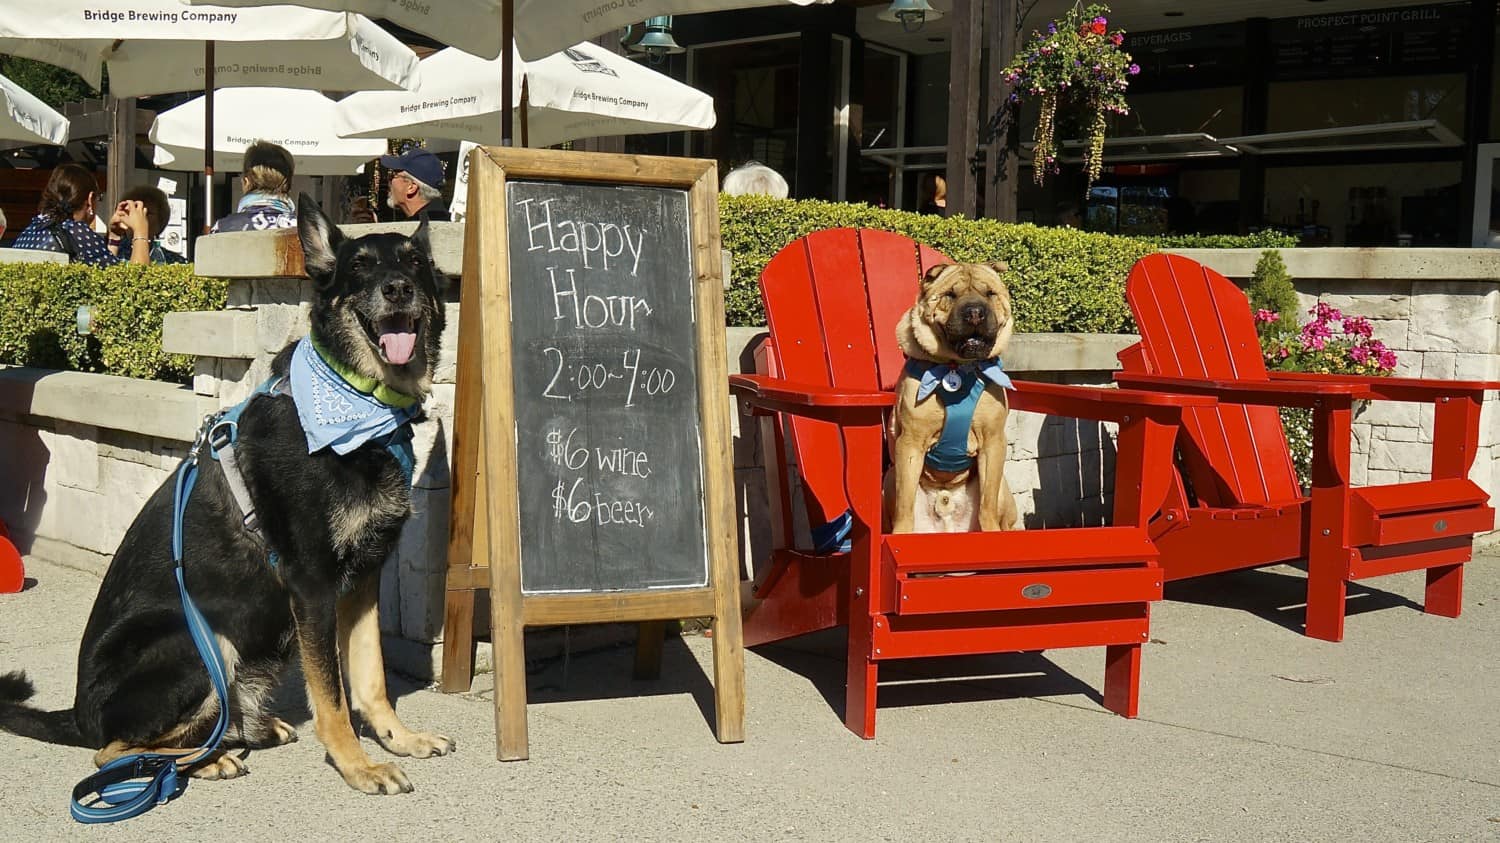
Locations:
505;179;707;593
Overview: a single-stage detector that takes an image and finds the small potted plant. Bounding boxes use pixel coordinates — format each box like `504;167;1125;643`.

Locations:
1001;3;1138;188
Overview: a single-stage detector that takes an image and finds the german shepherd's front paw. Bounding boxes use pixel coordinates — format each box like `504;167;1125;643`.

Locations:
188;752;249;780
379;729;456;759
341;760;413;795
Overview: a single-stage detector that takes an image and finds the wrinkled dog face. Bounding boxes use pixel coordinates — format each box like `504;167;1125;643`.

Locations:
297;193;446;398
898;262;1014;363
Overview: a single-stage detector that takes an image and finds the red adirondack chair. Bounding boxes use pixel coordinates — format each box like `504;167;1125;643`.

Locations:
728;228;1213;738
1115;252;1499;642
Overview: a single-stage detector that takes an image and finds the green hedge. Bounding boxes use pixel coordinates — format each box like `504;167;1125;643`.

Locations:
720;195;1297;331
0;201;1295;384
0;262;227;383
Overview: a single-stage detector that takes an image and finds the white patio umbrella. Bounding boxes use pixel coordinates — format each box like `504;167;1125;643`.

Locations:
190;0;827;148
0;4;420;96
187;0;831;61
0;2;420;225
0;73;69;146
150;88;386;175
335;43;715;149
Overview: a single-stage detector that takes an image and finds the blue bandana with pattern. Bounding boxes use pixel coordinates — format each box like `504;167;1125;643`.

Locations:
289;337;420;456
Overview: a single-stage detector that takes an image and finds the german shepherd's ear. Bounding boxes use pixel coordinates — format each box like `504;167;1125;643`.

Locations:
411;209;432;258
920;263;952;290
297;192;344;289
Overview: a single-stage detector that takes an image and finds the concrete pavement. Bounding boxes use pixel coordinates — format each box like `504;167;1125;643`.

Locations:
2;551;1498;842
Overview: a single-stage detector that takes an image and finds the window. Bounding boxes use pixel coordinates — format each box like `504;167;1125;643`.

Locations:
1263;161;1463;246
1267;74;1465;134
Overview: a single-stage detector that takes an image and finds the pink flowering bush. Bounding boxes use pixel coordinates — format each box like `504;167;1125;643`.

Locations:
1253;300;1397;488
1000;3;1138;189
1244;250;1396;487
1257;301;1397;376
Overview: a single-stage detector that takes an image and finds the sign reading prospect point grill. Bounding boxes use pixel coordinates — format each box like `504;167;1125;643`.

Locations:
442;147;744;760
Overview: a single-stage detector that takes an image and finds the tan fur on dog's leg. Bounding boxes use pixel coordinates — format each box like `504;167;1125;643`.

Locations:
295;613;412;795
337;578;455;760
997;478;1020;531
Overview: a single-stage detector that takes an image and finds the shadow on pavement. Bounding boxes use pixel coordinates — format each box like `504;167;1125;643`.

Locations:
1163;564;1420;634
752;629;1105;725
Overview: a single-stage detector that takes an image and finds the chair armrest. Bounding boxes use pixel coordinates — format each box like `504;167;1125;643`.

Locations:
1268;371;1496;403
728;374;890;425
1114;372;1360;408
1010;380;1215;424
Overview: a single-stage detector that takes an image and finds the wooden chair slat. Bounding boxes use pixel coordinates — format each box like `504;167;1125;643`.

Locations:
1128;254;1301;506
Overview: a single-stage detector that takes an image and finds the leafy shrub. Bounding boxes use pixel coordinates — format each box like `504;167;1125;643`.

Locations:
720;194;1298;330
0;261;227;383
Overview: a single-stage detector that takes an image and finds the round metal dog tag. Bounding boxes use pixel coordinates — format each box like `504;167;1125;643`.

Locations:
1021;583;1052;600
941;370;964;392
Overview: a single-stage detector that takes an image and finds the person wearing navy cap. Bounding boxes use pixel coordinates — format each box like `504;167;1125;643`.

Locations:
380;148;450;222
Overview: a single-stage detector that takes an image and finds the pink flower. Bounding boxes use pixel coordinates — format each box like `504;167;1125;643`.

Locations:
1312;301;1342;323
1378;350;1397;370
1278;347;1291;359
1254;309;1280;324
1111;33;1124;46
1343;315;1373;338
1301;320;1332;342
1349;345;1370;364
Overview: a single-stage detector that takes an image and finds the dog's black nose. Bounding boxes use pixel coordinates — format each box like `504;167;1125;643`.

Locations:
382;280;415;304
961;303;988;326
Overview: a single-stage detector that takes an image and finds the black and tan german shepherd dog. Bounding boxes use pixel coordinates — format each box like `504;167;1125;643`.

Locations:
0;195;454;794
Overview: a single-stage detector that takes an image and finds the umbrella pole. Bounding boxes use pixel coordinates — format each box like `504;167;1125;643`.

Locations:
520;79;529;148
203;40;216;234
502;0;514;146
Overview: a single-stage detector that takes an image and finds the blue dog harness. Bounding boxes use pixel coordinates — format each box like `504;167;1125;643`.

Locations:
904;358;1014;474
806;357;1013;555
68;338;418;823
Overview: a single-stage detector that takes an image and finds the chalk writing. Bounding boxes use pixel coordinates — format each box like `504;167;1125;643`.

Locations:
517;197;646;275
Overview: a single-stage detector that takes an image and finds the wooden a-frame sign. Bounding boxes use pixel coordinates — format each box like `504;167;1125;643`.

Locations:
440;146;745;760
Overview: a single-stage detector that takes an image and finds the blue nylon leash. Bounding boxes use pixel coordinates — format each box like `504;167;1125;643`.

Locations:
69;456;232;823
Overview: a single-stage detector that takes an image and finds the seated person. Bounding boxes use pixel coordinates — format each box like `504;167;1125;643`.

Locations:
11;163;150;266
381;148;450;221
211;140;297;233
721;160;789;199
108;185;187;264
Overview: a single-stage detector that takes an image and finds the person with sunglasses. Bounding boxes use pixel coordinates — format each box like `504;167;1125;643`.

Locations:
381;149;450;222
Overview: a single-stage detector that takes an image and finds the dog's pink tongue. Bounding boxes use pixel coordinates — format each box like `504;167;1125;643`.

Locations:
379;331;417;365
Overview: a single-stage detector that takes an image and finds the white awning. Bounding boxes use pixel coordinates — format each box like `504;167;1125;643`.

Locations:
1023;133;1240;164
1221;120;1462;155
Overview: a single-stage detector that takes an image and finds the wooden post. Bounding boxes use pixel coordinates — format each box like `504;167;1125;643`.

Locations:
203;41;215;234
105;94;136;214
983;0;1019;222
945;0;982;217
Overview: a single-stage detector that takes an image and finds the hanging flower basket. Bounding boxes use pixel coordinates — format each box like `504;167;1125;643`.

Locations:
1000;3;1138;189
